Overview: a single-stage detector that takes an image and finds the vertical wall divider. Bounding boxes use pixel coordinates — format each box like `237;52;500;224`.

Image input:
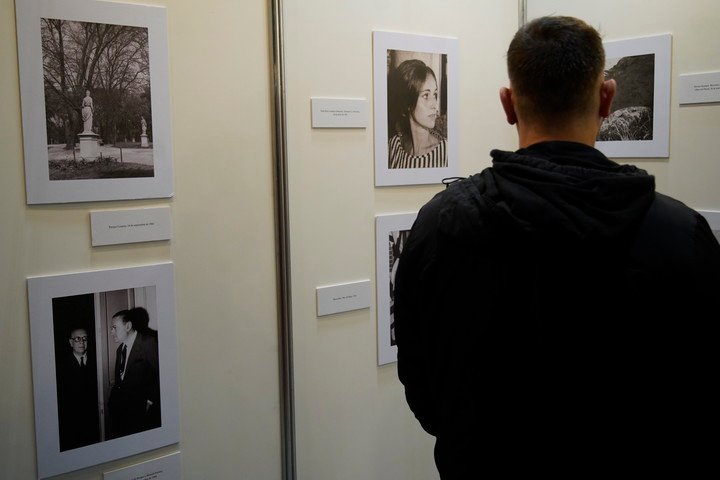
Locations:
519;0;527;26
270;0;296;479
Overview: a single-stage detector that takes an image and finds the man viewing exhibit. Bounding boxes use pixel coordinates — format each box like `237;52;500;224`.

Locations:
394;15;720;477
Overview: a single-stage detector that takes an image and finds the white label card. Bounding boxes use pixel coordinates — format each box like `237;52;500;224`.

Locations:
104;452;181;480
311;98;368;128
316;280;371;316
91;206;172;246
679;72;720;104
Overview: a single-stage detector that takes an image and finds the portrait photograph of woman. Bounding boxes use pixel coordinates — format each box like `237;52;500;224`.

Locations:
387;51;448;169
373;32;457;186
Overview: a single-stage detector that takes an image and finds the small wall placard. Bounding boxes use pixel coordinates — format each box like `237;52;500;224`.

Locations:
679;72;720;104
104;452;181;480
311;98;368;128
91;206;172;246
316;280;371;316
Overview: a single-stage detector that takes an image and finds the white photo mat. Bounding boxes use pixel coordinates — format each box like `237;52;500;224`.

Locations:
103;451;181;480
27;263;179;479
376;213;417;365
16;0;173;204
597;34;672;158
373;31;458;186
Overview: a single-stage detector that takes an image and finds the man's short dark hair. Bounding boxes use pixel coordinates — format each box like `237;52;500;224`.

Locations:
130;307;150;332
507;16;605;122
112;309;134;330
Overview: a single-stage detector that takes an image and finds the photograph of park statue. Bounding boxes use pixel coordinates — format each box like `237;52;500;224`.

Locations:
42;18;154;180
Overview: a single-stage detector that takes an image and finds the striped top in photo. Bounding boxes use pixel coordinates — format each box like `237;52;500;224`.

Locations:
388;133;447;169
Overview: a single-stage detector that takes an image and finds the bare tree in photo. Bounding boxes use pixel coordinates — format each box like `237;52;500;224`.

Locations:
41;18;153;179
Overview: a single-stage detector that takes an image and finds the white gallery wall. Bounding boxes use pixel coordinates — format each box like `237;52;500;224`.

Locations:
1;0;718;479
527;0;720;209
0;0;281;478
285;1;720;479
284;1;518;479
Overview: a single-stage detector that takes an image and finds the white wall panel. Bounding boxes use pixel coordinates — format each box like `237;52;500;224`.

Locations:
284;1;517;479
0;0;280;478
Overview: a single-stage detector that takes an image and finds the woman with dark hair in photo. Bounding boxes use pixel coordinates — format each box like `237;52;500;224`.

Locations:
387;59;447;169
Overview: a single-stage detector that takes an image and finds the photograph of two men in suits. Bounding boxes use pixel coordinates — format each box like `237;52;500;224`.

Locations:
53;293;161;451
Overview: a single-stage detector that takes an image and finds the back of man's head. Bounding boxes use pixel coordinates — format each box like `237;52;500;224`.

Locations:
507;16;605;124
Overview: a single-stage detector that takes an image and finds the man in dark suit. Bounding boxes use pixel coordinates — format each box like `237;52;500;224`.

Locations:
56;326;100;451
108;307;161;439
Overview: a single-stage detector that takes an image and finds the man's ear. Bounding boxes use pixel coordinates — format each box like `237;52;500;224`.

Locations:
599;79;616;118
499;87;518;125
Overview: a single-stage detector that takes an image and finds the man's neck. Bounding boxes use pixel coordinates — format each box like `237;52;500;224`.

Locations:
516;117;601;149
518;125;597;148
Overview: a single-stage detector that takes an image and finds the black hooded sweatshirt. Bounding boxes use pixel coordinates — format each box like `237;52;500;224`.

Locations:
394;141;720;475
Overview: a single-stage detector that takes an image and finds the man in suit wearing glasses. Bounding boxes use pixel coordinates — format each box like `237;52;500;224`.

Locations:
56;326;100;451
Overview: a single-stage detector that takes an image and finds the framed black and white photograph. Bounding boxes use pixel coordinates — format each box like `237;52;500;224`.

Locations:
597;34;671;158
15;0;172;204
373;31;458;186
376;213;417;365
27;263;179;479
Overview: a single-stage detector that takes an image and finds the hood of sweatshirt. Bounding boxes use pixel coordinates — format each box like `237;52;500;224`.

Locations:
437;141;655;244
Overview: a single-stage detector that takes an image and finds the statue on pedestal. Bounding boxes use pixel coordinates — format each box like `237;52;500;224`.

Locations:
81;90;94;133
140;115;149;148
78;89;100;159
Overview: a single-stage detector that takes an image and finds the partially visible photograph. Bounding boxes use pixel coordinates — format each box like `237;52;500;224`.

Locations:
376;213;417;365
28;263;179;479
598;53;655;142
373;32;458;186
388;228;411;345
595;34;671;158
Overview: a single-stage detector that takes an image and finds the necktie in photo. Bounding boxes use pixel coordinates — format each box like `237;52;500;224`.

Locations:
81;356;85;367
120;344;127;378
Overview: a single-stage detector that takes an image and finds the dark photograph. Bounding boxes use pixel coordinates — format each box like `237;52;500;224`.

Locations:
386;49;448;169
52;294;100;451
598;53;655;142
52;287;160;452
41;18;154;180
388;229;411;346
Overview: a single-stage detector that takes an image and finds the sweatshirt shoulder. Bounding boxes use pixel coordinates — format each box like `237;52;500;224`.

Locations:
635;192;720;267
647;193;708;232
